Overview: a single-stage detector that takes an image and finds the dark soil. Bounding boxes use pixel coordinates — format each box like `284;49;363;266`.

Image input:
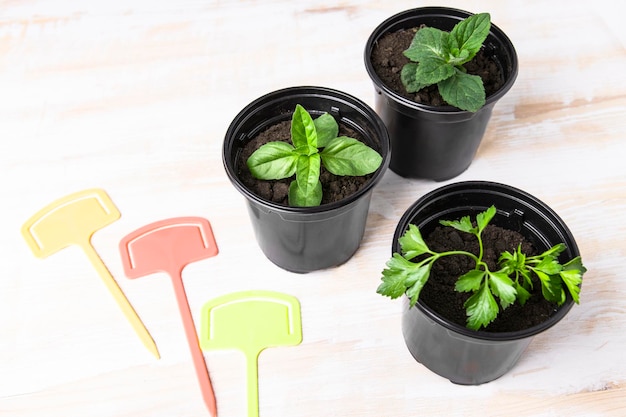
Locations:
236;120;375;206
370;26;504;106
419;223;559;332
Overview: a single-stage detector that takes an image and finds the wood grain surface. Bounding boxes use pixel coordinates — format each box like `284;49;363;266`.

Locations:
1;1;625;416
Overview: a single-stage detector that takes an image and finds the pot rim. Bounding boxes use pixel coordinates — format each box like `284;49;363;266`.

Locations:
222;86;391;215
394;180;580;341
364;6;519;115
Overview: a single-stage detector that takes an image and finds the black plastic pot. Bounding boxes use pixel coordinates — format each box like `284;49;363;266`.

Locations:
223;86;391;273
364;7;518;181
394;181;581;384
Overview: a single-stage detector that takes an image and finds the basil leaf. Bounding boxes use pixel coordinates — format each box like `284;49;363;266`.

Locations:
438;71;485;112
289;154;322;207
320;137;382;176
289;179;322;207
246;142;298;180
313;113;338;148
291;104;317;149
295;144;318;157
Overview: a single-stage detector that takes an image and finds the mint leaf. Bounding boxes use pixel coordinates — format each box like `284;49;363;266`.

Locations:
465;281;498;330
320;137;382;176
414;57;455;86
438;71;485;112
449;13;490;62
401;63;429;93
398;224;431;260
291;104;317;149
448;48;470;66
403;27;449;62
246;142;298;180
289;154;321;207
313;113;338;148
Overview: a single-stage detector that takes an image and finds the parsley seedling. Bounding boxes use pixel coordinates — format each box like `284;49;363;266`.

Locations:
246;104;383;207
401;12;491;112
377;206;586;330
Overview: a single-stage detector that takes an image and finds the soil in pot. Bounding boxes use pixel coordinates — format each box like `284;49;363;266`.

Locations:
236;120;375;206
419;223;559;332
370;27;504;106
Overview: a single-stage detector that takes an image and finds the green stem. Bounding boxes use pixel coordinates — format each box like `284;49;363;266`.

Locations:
476;232;484;266
426;250;481;266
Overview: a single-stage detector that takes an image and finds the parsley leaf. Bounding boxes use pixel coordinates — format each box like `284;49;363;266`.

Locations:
398;224;432;260
465;281;498;330
377;253;431;307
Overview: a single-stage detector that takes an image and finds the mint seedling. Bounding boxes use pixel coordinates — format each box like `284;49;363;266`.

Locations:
401;12;491;112
246;104;383;207
377;206;586;330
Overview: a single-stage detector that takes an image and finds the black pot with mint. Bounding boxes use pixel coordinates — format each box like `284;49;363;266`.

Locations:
364;7;518;181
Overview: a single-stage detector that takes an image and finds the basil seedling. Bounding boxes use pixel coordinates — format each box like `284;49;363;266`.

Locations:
377;206;586;330
246;104;382;207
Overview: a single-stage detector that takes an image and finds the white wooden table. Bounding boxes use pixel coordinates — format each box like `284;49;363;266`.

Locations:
1;1;625;416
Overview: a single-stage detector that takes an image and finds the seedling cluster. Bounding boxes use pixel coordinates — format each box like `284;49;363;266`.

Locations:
377;206;586;330
247;104;382;207
401;12;491;112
